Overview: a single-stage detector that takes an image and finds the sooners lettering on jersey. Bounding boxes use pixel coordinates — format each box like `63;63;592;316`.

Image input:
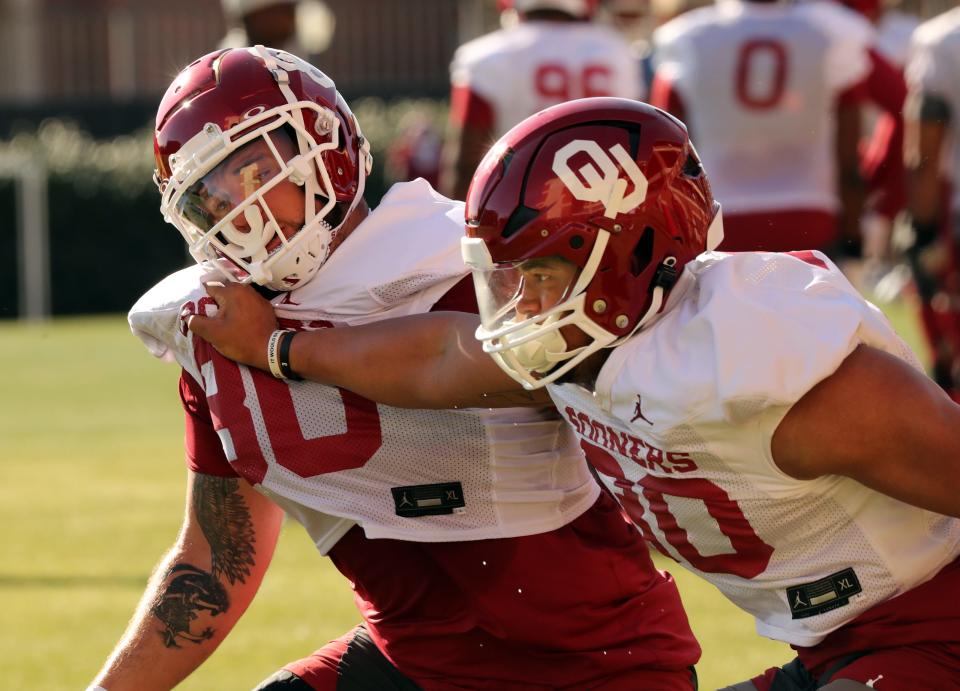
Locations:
547;251;960;647
450;21;642;138
130;180;599;549
652;0;873;215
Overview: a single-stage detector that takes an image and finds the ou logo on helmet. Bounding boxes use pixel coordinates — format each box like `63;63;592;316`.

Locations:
551;140;648;219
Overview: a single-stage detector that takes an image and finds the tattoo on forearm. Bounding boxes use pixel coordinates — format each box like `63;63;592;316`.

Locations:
151;476;257;648
151;563;229;648
193;475;257;585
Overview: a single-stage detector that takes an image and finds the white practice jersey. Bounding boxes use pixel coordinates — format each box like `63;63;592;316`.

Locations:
547;250;960;647
653;0;873;215
130;180;598;553
876;10;920;69
451;20;642;138
907;7;960;213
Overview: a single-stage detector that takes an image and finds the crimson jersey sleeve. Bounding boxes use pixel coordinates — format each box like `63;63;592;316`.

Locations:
179;370;238;477
448;84;495;132
648;72;687;124
429;275;479;314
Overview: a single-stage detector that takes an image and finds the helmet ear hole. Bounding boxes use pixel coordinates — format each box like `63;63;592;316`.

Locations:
629;227;654;277
682;153;702;178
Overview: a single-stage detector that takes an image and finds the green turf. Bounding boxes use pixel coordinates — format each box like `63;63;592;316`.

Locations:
0;300;925;689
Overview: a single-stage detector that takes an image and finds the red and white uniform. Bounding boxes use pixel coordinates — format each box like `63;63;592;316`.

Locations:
130;180;699;689
651;1;874;251
547;251;960;677
450;21;642;139
908;7;960;216
876;9;921;68
856;9;916;230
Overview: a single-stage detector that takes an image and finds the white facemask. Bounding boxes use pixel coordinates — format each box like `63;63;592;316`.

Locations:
500;315;569;374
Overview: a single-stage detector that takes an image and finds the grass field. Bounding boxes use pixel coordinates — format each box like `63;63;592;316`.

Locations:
0;298;926;690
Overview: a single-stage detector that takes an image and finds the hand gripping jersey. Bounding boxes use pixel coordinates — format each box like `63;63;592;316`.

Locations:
547;250;960;647
652;0;873;215
130;179;599;549
907;7;960;214
450;20;642;139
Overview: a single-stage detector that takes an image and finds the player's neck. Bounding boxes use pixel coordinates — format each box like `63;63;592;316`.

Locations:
329;199;370;254
562;349;611;390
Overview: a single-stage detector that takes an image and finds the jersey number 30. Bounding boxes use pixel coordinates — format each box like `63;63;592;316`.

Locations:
583;440;774;578
205;353;383;484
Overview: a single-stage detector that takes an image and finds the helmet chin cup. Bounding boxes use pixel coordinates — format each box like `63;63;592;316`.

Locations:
499;315;569;374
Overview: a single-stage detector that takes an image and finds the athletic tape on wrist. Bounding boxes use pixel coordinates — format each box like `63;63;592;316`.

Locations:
267;329;286;379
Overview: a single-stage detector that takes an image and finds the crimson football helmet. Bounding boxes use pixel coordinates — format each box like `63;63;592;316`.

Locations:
461;97;723;389
154;45;371;291
497;0;600;18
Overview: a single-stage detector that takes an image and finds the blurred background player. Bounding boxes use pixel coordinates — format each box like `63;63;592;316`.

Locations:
441;0;642;199
89;47;701;691
649;0;882;258
385;111;444;190
904;5;960;398
840;0;919;285
219;0;335;57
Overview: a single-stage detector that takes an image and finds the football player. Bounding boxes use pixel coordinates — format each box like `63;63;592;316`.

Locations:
191;98;960;690
442;0;641;200
648;0;890;258
87;50;701;691
904;6;960;400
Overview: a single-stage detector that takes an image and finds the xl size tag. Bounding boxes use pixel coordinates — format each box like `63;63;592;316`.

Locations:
787;568;862;619
392;482;466;517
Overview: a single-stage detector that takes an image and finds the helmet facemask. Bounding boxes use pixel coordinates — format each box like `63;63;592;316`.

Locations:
155;46;371;292
463;232;619;390
160;103;355;291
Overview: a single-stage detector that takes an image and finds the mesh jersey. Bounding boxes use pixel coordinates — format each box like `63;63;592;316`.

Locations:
130;180;599;550
547;250;960;648
652;0;873;214
451;20;642;138
907;7;960;213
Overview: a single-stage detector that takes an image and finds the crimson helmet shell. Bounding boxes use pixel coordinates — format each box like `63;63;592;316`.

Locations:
465;97;720;342
154;47;364;209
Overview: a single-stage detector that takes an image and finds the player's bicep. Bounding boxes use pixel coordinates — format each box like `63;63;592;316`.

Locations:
772;345;960;517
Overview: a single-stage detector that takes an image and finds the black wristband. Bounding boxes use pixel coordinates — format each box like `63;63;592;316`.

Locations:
277;330;303;381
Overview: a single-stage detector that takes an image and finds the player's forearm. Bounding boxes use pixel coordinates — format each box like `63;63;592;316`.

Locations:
288;311;533;409
908;160;943;225
92;477;282;690
92;551;217;689
905;100;949;224
836;102;865;246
